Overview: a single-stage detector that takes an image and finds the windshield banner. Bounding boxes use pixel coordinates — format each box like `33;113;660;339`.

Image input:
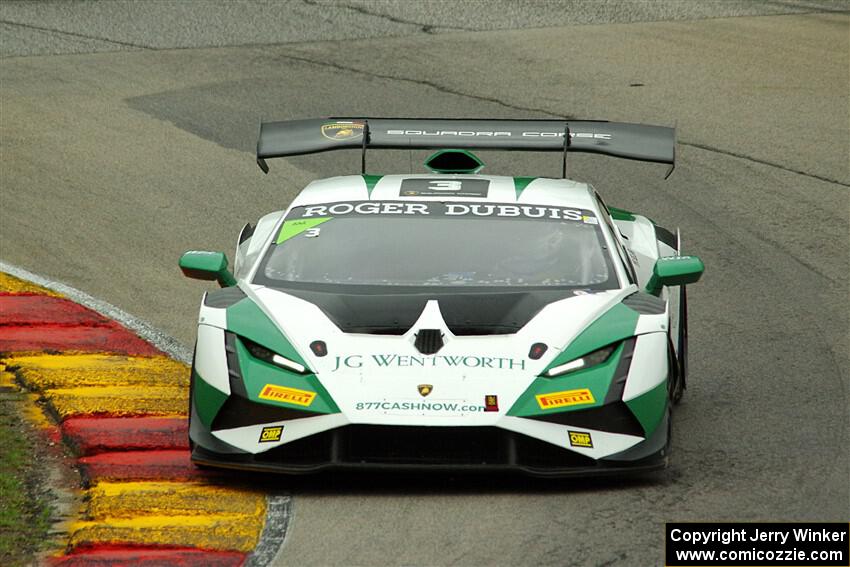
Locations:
286;201;597;223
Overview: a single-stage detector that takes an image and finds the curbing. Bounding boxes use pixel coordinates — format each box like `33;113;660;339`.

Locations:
0;261;191;363
0;264;290;566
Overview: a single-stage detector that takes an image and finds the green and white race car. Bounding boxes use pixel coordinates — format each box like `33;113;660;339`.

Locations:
179;118;703;476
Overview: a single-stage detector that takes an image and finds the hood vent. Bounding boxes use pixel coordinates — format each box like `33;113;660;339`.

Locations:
414;329;444;355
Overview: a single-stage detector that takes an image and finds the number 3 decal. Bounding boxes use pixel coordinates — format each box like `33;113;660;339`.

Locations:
428;180;463;192
304;228;321;238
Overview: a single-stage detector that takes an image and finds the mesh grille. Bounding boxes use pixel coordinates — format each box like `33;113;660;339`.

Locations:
414;329;444;354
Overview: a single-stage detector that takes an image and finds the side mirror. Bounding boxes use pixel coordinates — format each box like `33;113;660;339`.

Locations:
645;255;704;296
179;250;237;287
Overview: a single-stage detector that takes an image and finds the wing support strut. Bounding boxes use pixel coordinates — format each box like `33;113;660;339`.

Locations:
561;123;571;178
361;120;370;174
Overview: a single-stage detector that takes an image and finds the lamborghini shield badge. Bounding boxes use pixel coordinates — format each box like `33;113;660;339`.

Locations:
417;384;433;397
321;121;364;141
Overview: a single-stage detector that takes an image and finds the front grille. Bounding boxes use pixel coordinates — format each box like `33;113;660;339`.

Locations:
414;329;444;354
254;426;596;470
345;426;504;465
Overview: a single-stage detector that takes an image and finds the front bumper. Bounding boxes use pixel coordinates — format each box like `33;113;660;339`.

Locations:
191;414;669;478
189;325;671;477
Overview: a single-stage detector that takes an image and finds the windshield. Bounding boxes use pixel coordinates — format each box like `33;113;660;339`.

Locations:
254;200;619;290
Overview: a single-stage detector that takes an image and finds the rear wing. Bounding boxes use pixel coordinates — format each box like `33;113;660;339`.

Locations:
256;117;676;177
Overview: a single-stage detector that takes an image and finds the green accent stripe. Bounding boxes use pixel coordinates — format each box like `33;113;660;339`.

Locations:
513;177;536;200
507;342;625;416
225;298;341;413
193;370;228;428
363;174;383;198
236;338;340;414
608;206;657;225
276;217;332;244
508;303;640;417
625;382;668;436
543;303;639;372
608;207;637;222
226;298;306;366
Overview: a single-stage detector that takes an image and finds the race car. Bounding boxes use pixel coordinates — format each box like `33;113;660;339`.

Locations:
179;117;703;476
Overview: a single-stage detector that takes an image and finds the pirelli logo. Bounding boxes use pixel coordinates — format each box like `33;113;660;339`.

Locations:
258;384;316;407
536;388;595;410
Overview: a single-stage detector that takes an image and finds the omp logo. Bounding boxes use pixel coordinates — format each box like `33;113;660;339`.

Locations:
259;426;283;443
568;430;593;448
536;388;595;410
258;384;316;407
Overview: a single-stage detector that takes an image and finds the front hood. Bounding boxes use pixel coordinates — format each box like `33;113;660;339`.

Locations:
251;284;631;362
267;286;599;335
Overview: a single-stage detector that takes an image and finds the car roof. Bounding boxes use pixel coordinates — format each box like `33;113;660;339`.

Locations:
288;174;597;211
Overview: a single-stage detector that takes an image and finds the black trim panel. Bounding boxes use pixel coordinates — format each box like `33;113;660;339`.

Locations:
211;391;323;431
605;409;670;462
204;286;246;308
605;337;637;403
223;332;248;398
622;292;666;315
655;225;677;250
525;401;644;437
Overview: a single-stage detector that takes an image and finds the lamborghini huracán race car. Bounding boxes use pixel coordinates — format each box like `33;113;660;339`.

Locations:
179;117;704;476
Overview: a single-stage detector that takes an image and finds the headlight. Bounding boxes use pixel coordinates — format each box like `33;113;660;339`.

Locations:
242;337;308;374
544;342;618;378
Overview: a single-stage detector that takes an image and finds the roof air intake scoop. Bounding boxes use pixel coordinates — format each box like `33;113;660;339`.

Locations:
424;149;484;174
414;329;445;355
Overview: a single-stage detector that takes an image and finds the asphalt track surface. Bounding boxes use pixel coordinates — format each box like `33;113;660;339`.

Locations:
1;2;848;566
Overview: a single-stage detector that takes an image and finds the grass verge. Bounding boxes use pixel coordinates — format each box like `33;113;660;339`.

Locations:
0;386;53;566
